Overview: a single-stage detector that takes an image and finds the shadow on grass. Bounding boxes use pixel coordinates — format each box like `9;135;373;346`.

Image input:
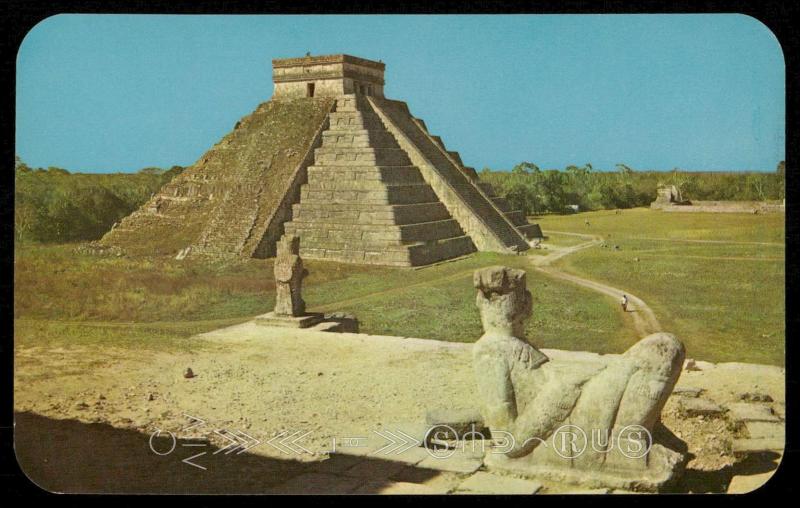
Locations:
13;412;439;494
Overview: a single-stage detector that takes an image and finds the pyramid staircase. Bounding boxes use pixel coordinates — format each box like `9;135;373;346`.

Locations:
283;95;478;266
462;167;544;241
367;98;539;251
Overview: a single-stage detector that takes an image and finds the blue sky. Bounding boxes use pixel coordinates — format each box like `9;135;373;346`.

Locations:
16;14;785;173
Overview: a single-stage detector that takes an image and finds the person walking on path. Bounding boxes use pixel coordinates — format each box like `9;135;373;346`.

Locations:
620;294;629;312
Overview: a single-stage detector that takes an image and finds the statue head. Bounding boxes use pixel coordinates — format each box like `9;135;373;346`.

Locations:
474;266;532;338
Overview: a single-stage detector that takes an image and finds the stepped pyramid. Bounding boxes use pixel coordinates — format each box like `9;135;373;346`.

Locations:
101;54;542;266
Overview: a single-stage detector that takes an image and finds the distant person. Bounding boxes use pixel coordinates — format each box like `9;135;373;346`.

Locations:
620;294;629;312
585;219;590;227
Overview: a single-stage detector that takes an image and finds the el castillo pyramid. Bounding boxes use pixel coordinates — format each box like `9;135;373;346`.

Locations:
101;54;543;266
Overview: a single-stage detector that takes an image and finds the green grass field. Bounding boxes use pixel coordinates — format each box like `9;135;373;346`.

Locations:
14;244;632;355
535;208;785;365
15;208;784;365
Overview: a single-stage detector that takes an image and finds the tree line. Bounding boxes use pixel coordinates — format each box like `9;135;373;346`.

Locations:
478;161;785;215
15;156;183;243
14;155;785;244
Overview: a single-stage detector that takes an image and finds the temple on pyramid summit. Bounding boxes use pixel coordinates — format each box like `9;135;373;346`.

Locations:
101;54;543;266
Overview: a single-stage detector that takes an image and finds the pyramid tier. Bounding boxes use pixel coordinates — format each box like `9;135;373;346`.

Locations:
290;233;476;267
291;201;453;226
313;146;412;166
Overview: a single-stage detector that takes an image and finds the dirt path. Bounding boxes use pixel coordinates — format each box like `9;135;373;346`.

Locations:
311;230;663;338
532;233;661;337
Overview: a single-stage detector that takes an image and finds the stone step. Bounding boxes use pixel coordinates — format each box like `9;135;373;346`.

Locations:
290;201;452;226
314;147;411;166
492;196;511;211
369;98;529;253
299;182;439;205
726;403;781;423
479;182;497;195
334;94;371;112
303;179;430;193
447;151;463;166
516;223;544;240
321;129;399;149
285;218;465;243
504;210;527;225
307;165;426;185
745;421;785;440
732;438;784;455
328;111;383;131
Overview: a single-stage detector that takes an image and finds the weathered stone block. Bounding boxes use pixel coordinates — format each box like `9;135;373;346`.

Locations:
678;398;725;417
726;403;781;423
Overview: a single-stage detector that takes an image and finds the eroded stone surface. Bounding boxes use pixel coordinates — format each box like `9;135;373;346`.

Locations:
678;398;725;417
726;403;780;423
274;235;308;317
672;386;704;398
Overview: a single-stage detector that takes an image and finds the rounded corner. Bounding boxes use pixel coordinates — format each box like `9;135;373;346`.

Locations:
732;13;786;68
730;445;785;495
15;13;71;65
12;417;66;495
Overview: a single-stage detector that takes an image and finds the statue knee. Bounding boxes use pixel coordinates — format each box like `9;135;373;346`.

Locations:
624;332;685;381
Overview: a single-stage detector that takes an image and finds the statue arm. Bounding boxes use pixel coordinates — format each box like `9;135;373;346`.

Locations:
473;352;518;429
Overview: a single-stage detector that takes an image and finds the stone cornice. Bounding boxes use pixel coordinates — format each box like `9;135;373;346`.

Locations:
272;54;385;71
273;69;384;85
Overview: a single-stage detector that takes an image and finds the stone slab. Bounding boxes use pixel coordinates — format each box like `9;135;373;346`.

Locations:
726;403;781;423
455;471;542;494
255;311;324;329
738;392;774;403
745;421;785;440
678;397;725;417
672;386;704;398
732;438;785;455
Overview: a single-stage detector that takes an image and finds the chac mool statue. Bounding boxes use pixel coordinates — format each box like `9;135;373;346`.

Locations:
472;265;686;491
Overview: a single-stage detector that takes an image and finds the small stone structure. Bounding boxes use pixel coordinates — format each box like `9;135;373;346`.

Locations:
101;54;543;265
272;54;386;99
256;235;323;328
651;185;691;209
471;266;687;491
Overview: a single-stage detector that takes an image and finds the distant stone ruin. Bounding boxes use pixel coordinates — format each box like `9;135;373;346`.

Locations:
651;184;784;214
100;54;543;266
472;265;687;491
651;184;691;209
